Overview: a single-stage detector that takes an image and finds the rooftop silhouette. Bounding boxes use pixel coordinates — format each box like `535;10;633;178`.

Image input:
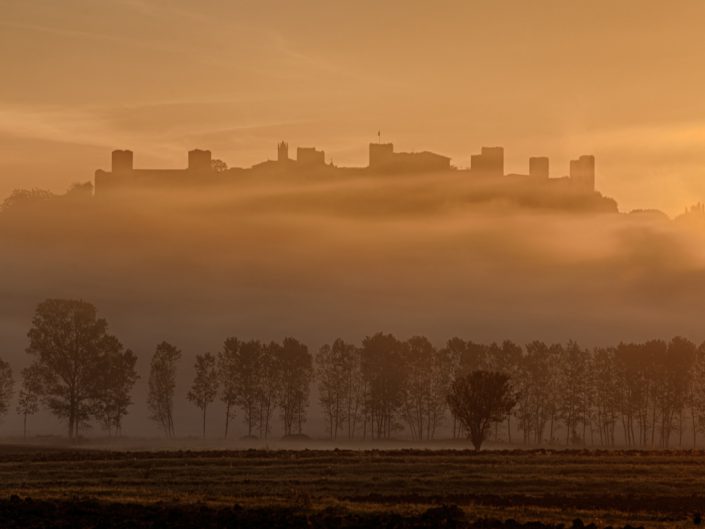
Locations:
94;140;610;211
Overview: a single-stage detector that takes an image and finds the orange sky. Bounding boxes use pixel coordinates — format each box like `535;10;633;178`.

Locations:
2;0;705;214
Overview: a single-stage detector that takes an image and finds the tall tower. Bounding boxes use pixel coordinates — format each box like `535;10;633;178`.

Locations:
471;147;504;177
111;150;133;173
369;142;394;168
570;155;595;192
529;156;549;178
188;149;212;171
278;141;289;162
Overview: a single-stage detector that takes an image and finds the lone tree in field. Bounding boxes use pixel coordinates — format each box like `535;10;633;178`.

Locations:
187;352;218;438
447;370;517;450
26;299;134;439
0;358;14;420
147;341;182;437
16;364;43;438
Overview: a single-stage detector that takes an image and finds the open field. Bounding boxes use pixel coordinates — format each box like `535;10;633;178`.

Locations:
1;446;705;528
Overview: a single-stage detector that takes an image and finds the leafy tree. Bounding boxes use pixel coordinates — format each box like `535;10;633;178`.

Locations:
187;353;219;438
278;337;313;436
0;358;14;420
258;341;282;439
360;332;406;439
317;339;361;440
400;336;454;441
447;370;517;450
557;341;590;445
487;341;522;442
591;347;619;446
216;340;240;439
691;342;705;446
441;338;479;438
223;338;262;437
1;188;56;213
26;299;127;439
95;348;139;436
147;341;182;437
16;364;42;438
655;337;696;447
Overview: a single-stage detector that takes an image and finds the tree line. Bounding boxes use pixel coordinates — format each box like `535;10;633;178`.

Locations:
2;299;705;449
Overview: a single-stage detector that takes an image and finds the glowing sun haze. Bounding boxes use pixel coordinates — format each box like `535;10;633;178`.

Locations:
2;0;705;214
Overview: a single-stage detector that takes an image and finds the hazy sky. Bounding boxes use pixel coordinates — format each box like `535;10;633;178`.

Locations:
2;0;705;213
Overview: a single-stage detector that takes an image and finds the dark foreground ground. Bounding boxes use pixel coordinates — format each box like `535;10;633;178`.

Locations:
1;446;704;528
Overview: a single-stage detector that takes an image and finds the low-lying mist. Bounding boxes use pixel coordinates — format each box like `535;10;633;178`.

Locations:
1;171;705;437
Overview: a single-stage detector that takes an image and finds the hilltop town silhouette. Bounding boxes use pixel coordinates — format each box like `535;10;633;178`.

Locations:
94;140;616;212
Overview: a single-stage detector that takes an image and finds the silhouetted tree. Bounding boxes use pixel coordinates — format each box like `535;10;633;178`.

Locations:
210;159;228;172
487;341;522;442
278;337;313;436
187;353;218;438
225;338;262;438
95;348;138;436
400;336;454;440
591;347;619;446
441;338;486;439
26;299;127;439
447;370;517;450
317;339;350;440
16;364;43;438
691;342;705;446
558;341;590;445
1;188;56;213
656;337;695;447
147;341;182;437
515;341;555;444
360;332;406;439
316;339;365;440
0;358;14;421
258;341;282;439
216;340;239;439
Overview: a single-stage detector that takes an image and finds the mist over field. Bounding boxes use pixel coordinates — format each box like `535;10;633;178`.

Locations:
0;173;704;438
7;3;705;529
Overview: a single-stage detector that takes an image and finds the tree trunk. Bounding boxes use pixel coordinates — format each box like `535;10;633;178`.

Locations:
225;402;230;439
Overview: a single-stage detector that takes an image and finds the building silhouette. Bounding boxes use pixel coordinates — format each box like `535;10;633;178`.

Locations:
296;147;325;166
570;155;595;191
471;147;504;177
368;142;451;173
529;156;549;179
94;139;600;201
277;141;289;162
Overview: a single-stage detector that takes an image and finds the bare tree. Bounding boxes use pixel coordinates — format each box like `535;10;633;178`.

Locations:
147;341;182;437
187;353;218;438
447;370;517;451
